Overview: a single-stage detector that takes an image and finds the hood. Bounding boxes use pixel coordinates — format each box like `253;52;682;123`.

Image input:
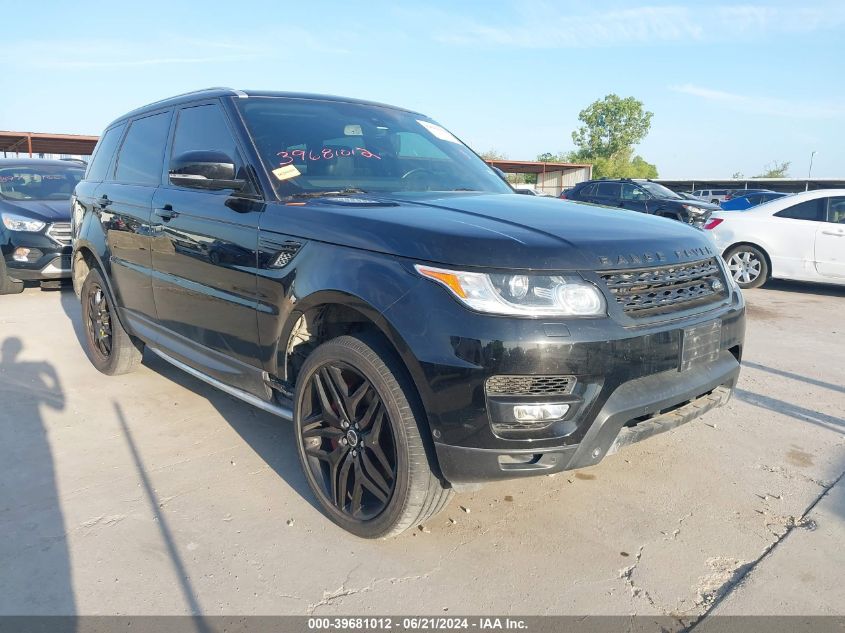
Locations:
0;198;71;222
261;192;718;271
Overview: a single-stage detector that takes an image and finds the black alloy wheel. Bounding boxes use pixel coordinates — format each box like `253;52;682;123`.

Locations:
293;335;453;538
86;282;113;360
299;361;397;520
80;268;143;375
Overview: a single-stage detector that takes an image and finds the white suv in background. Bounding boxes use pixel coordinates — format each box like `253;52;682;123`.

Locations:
691;188;733;204
704;189;845;289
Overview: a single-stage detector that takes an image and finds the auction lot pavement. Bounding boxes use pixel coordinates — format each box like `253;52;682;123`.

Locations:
1;281;843;625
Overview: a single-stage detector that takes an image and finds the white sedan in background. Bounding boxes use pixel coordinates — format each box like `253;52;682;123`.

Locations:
704;189;845;289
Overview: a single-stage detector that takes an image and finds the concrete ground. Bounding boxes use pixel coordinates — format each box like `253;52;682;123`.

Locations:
0;280;843;625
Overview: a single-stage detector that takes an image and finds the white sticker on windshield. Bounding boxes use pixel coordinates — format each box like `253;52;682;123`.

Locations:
417;120;460;144
272;165;301;181
344;124;363;136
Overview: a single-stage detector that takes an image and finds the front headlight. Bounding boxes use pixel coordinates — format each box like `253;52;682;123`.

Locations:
415;264;606;317
2;212;46;233
682;204;706;215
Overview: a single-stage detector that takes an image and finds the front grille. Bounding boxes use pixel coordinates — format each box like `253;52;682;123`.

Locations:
600;257;728;317
47;222;72;246
486;375;576;396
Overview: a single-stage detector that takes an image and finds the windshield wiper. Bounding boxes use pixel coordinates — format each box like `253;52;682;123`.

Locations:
451;188;481;192
288;188;369;199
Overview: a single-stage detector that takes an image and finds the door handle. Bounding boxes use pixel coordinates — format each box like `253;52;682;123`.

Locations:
821;230;845;236
154;205;178;221
97;195;112;209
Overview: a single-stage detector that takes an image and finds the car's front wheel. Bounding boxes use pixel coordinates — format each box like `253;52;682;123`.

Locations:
724;245;769;289
294;334;452;538
80;268;144;375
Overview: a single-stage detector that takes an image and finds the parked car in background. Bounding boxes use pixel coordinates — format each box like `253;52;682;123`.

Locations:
691;188;734;204
720;191;788;211
562;179;719;225
705;189;845;289
0;158;84;294
71;88;745;537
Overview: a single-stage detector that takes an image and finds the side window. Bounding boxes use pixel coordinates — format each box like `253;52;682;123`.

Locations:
85;123;125;182
746;194;762;205
579;183;596;197
621;183;647;201
171;104;241;167
775;198;824;221
827;197;845;224
114;112;171;185
596;182;621;198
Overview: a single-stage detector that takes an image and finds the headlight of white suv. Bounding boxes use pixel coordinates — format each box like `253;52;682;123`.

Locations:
415;265;606;317
2;213;46;233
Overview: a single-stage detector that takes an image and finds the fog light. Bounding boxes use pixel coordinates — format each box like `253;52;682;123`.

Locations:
513;403;570;422
13;248;30;262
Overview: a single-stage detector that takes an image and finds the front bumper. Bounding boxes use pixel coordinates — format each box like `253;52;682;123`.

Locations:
2;229;71;281
435;353;739;483
382;277;745;484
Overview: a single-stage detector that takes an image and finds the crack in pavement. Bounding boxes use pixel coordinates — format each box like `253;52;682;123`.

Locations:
306;565;438;614
685;468;845;632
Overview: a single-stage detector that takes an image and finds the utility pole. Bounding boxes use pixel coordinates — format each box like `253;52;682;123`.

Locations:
806;151;816;191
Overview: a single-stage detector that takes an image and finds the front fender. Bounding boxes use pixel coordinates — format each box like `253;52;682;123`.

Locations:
255;241;420;379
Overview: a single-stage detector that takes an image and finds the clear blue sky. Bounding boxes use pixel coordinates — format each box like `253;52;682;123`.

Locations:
2;0;843;178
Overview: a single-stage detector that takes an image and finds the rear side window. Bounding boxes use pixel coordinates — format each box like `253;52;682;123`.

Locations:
596;182;621;197
775;198;824;221
86;123;125;182
114;112;172;185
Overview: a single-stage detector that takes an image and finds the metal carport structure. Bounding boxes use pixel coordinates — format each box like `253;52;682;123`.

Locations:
0;131;99;157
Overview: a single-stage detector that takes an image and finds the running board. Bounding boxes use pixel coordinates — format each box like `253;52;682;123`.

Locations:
148;347;293;420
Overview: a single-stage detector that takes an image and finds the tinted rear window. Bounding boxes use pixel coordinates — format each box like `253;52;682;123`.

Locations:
86;123;125;182
114;112;172;185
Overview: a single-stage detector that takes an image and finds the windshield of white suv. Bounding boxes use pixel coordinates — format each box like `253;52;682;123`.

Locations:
639;181;682;199
235;97;512;198
0;164;85;201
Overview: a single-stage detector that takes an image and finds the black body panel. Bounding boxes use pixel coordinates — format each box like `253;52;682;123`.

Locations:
72;89;746;486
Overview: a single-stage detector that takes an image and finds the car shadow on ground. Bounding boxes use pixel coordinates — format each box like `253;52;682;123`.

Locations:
58;286;320;516
761;279;845;297
0;336;75;615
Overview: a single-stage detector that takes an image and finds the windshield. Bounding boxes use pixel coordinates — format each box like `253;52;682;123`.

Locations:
0;164;84;201
639;182;682;199
235;97;512;197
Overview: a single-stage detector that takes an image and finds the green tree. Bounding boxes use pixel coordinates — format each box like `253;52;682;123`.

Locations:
731;171;744;179
591;149;658;179
564;95;658;178
755;161;790;178
536;152;566;162
479;149;507;161
571;94;654;159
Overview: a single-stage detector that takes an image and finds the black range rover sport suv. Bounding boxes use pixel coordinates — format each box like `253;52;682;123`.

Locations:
72;89;745;538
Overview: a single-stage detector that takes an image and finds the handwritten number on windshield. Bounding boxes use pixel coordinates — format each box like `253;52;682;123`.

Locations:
277;147;382;166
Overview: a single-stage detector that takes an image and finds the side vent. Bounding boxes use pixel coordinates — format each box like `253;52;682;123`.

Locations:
270;241;302;268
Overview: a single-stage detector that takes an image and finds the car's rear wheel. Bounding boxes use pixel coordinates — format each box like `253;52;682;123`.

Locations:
725;245;768;289
294;334;452;538
81;268;143;375
0;258;24;295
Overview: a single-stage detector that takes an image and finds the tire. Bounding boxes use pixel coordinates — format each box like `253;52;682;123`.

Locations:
80;268;143;375
0;258;24;295
294;334;452;538
724;244;769;289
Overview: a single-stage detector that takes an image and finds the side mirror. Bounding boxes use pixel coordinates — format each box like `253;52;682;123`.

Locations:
169;150;245;191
